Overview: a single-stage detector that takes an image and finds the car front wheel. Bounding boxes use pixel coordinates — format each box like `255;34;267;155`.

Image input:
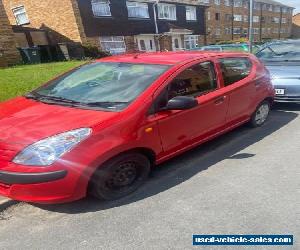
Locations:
90;153;151;200
250;101;270;127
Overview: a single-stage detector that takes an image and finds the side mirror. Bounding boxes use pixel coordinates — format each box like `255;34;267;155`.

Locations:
165;96;198;111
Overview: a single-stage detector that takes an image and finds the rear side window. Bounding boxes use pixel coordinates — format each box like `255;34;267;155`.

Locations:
219;58;252;86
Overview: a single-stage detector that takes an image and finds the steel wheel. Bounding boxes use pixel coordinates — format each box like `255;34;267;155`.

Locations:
90;153;151;200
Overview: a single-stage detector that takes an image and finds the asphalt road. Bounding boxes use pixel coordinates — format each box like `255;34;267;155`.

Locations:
0;103;299;250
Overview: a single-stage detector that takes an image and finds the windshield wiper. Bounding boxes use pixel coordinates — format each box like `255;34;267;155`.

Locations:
25;92;83;106
85;101;128;107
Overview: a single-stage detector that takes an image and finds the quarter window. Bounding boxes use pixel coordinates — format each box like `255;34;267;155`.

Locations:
12;6;29;25
127;1;149;18
168;62;218;99
158;3;176;20
92;0;111;17
219;58;252;86
186;6;197;21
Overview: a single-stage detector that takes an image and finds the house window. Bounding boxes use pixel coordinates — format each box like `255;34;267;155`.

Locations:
244;15;248;22
225;14;232;21
215;28;221;36
224;0;231;7
274;6;280;13
215;0;220;5
158;3;176;20
273;17;280;23
273;28;279;33
253;28;259;34
234;0;242;8
233;14;242;22
243;28;248;34
225;28;231;35
184;35;199;50
254;2;260;10
186;6;197;21
268;4;273;11
253;16;259;22
233;28;241;34
92;0;111;17
12;6;29;25
207;11;211;20
100;36;126;54
281;18;287;24
215;13;220;21
127;2;149;18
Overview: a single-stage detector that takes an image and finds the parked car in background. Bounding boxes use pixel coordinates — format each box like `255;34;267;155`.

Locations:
256;40;300;103
192;43;260;53
0;52;274;204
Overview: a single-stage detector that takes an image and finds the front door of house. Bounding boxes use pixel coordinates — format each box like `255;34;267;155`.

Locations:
136;35;156;52
172;35;183;51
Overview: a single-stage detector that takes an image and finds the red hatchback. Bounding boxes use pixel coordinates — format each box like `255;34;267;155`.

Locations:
0;52;274;203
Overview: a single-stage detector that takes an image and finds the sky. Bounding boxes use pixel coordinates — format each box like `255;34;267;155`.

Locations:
283;0;300;14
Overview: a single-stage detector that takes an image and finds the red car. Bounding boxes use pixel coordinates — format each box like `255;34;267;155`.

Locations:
0;52;274;204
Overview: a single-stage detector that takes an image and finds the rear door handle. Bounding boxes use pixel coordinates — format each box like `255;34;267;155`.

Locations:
214;96;226;105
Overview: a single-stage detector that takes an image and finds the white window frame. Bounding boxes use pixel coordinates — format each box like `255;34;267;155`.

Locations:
92;0;111;17
157;3;176;20
233;0;242;8
215;0;221;6
233;28;241;34
186;6;197;21
253;16;259;23
233;14;242;22
207;11;211;21
225;0;231;7
100;36;126;54
184;35;199;50
12;6;29;25
273;17;280;23
126;1;149;18
274;6;281;13
281;17;287;24
244;15;248;22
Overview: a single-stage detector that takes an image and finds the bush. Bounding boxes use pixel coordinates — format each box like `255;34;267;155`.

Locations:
83;44;111;59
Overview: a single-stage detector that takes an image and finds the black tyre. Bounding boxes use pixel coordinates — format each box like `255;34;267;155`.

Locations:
90;153;151;200
249;100;270;127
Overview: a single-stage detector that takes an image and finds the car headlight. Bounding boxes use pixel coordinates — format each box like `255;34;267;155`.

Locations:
13;128;92;166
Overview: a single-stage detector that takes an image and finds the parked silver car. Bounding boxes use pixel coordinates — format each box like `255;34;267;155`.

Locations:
256;40;300;103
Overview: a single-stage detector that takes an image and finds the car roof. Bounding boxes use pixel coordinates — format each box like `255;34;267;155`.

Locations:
97;51;250;65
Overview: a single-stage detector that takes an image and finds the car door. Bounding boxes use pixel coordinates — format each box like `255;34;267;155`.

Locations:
148;60;230;156
218;57;256;125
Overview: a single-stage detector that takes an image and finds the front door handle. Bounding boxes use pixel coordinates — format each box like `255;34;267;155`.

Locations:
214;96;226;105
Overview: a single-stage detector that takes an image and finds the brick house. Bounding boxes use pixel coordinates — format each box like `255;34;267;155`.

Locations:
205;0;294;44
0;0;20;67
2;0;208;54
292;13;300;38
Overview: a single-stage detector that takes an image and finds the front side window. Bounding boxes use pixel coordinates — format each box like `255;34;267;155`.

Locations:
30;62;170;111
168;62;218;99
127;1;149;18
92;0;111;17
12;6;29;25
219;58;252;86
186;6;197;21
158;3;176;20
100;36;126;54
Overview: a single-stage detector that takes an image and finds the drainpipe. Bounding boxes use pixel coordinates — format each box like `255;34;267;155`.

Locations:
249;0;254;53
153;0;159;34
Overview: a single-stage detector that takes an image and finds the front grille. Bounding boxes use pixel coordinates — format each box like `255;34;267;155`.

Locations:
275;96;300;102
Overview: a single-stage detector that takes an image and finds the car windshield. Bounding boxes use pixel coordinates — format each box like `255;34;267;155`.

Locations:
27;62;170;111
256;41;300;62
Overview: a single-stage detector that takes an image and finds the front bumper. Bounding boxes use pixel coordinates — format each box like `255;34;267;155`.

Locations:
275;96;300;103
0;170;67;185
0;162;89;204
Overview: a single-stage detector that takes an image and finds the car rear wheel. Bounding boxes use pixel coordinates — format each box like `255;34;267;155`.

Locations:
250;101;270;127
90;153;151;200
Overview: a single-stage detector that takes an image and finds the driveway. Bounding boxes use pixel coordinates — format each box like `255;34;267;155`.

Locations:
0;103;299;250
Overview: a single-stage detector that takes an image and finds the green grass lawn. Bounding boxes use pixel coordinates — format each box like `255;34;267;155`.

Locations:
0;61;85;102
